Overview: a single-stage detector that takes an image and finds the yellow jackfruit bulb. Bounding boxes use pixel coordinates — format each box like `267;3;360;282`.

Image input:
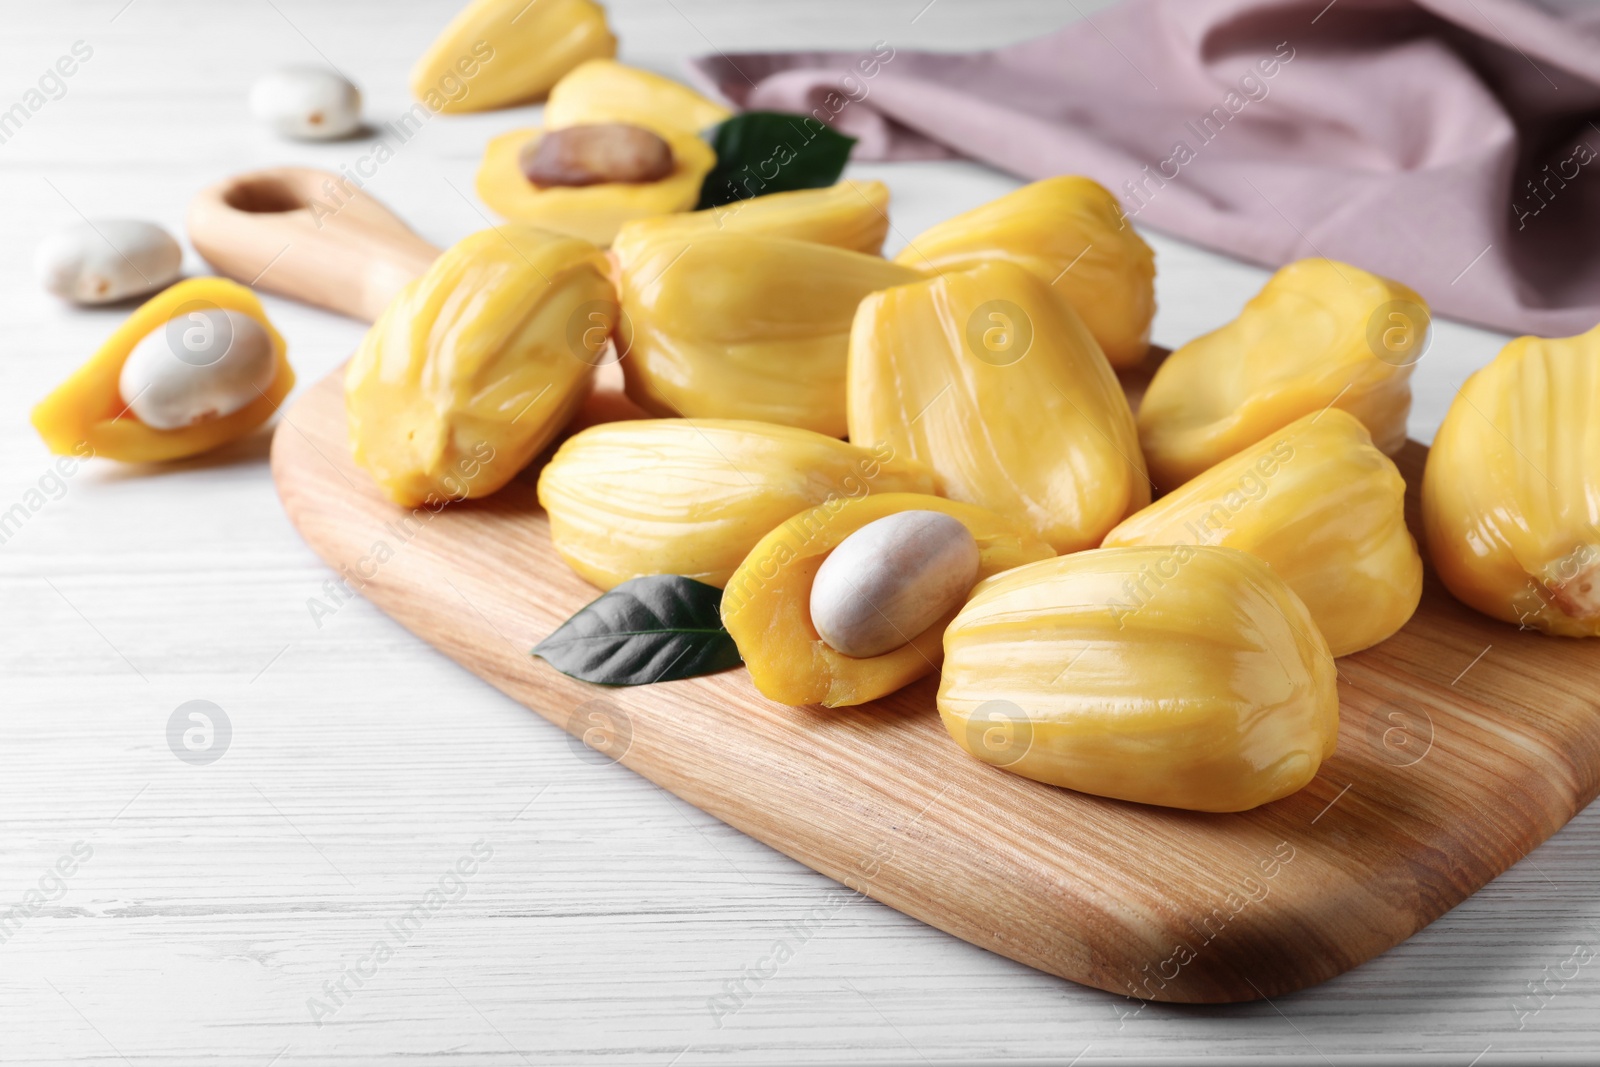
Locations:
893;176;1156;368
476;125;714;246
722;493;1054;707
617;233;922;436
1423;324;1600;636
1139;258;1425;491
847;259;1149;554
938;546;1339;813
1104;409;1421;656
345;225;614;508
536;419;940;590
544;59;731;134
611;180;891;265
32;278;292;464
475;59;728;245
410;0;615;113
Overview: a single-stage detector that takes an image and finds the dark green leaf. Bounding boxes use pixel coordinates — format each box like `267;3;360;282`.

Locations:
696;110;857;210
532;575;742;685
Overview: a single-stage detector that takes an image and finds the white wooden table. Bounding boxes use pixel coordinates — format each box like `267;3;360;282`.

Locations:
2;2;1595;1063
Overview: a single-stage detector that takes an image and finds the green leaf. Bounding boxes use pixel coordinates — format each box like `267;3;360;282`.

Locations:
696;111;857;210
532;575;742;685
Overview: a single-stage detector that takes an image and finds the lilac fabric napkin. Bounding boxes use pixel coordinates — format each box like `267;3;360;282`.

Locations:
691;0;1600;338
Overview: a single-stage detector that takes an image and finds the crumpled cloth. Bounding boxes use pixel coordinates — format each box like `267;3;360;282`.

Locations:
691;0;1600;338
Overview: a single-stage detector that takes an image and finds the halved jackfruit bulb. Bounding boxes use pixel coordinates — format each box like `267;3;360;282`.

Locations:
1424;323;1600;636
345;225;614;507
411;0;616;113
847;259;1149;553
894;176;1156;368
1139;258;1425;490
722;493;1054;707
478;125;714;246
611;180;891;265
475;59;726;245
617;233;922;436
536;419;940;590
1104;409;1422;656
939;546;1339;812
33;278;292;463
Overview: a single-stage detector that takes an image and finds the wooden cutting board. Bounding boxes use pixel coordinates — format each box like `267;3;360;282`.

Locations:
269;358;1600;1005
199;165;1600;1004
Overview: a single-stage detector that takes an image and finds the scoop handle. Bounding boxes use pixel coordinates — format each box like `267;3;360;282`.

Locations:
187;167;442;323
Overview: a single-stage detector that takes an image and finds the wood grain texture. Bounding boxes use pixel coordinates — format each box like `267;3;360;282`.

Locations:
273;360;1600;1005
6;2;1596;1060
188;166;441;322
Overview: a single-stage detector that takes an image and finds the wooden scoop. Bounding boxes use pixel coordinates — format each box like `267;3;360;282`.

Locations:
187;167;440;323
188;165;644;425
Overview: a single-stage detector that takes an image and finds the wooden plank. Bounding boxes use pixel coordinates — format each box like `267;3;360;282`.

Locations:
271;360;1600;1005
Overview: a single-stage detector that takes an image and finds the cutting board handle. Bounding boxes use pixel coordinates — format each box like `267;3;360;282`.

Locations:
187;167;441;323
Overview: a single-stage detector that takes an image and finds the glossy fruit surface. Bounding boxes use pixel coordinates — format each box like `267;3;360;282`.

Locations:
847;259;1148;553
33;277;292;463
894;176;1156;368
938;546;1339;812
1104;409;1421;656
1423;324;1600;636
477;125;714;245
543;58;730;132
611;180;891;264
537;419;940;590
410;0;615;113
722;493;1053;707
1138;258;1425;490
345;225;613;507
618;233;921;435
475;59;726;244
